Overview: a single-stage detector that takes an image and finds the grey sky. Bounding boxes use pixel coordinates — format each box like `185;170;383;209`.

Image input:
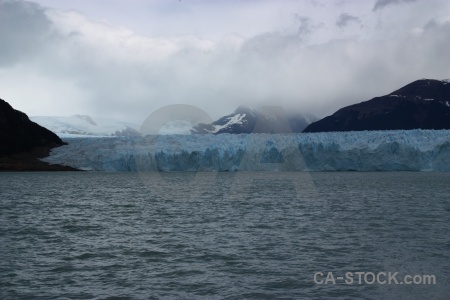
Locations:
1;0;449;122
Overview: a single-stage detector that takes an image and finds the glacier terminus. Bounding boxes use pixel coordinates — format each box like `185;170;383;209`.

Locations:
41;130;450;172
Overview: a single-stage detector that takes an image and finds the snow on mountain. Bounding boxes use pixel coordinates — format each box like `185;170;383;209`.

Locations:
42;130;450;171
210;113;248;133
33;106;316;138
31;115;141;137
192;106;316;134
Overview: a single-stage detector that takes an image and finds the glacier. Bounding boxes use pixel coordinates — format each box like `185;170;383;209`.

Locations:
30;115;140;137
41;130;450;172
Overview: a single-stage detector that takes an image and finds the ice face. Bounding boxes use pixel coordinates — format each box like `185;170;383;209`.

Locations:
42;130;450;172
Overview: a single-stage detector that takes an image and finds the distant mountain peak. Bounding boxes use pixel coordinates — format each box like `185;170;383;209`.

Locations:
192;106;316;134
388;78;450;103
234;105;256;115
75;114;97;126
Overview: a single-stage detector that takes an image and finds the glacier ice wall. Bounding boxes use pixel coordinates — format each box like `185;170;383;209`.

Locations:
42;130;450;171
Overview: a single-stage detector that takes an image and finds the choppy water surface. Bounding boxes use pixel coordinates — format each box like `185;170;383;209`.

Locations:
0;172;449;299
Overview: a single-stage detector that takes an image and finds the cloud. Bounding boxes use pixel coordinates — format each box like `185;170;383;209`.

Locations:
373;0;418;11
336;13;360;27
0;0;53;66
1;0;450;122
294;15;312;36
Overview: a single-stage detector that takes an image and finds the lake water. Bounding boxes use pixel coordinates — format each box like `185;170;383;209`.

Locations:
1;172;449;299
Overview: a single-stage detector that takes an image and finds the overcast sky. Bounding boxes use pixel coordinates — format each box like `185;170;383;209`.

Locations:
1;0;449;122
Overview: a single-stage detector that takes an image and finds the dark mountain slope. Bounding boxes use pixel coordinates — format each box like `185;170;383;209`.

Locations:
303;79;450;132
0;98;77;171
